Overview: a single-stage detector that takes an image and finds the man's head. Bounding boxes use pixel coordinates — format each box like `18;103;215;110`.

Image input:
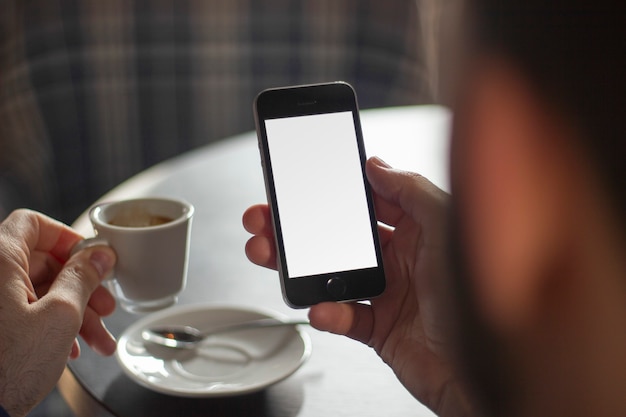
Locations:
448;1;626;415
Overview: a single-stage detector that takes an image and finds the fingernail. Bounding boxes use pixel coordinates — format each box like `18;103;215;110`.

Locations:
369;156;391;168
90;250;115;278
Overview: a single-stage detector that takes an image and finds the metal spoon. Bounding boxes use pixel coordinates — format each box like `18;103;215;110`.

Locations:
141;318;310;349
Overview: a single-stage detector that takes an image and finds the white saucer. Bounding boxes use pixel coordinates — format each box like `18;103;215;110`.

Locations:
116;304;312;397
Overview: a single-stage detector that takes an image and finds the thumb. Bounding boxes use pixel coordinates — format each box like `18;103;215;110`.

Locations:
366;156;448;224
46;246;116;317
309;302;375;346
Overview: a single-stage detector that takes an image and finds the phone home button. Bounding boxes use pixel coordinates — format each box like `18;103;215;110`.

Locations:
326;277;347;299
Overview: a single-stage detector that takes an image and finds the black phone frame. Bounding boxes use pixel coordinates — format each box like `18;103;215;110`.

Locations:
254;82;386;308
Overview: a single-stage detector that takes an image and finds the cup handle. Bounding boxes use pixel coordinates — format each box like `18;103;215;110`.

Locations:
71;237;111;257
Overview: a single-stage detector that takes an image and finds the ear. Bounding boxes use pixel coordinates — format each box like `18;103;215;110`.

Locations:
453;60;579;332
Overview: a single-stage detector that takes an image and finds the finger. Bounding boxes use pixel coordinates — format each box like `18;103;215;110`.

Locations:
79;306;117;356
87;285;116;317
366;157;448;227
372;190;407;228
48;246;116;306
244;235;277;270
1;209;83;266
309;302;375;346
376;223;394;247
38;246;116;353
242;204;273;235
28;250;63;288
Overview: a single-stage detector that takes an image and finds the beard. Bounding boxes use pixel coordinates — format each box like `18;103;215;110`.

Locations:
448;197;519;417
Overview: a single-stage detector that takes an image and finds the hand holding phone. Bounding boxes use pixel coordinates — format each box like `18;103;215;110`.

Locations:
254;82;386;307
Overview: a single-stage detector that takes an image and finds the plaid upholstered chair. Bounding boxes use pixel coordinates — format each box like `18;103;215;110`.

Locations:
0;0;433;223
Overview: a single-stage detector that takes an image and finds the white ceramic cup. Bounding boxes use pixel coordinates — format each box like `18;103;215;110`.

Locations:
75;197;194;313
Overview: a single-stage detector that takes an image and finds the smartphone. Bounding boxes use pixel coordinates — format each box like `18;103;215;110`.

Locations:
254;82;386;308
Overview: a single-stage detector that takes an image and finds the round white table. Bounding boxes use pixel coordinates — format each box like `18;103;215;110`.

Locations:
59;105;450;417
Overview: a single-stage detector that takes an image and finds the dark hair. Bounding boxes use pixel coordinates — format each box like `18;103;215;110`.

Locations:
472;1;626;230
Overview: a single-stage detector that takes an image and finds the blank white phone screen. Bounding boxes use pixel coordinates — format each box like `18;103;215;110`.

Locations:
265;111;378;278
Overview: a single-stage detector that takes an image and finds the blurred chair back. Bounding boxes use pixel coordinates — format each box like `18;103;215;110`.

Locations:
0;0;431;222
